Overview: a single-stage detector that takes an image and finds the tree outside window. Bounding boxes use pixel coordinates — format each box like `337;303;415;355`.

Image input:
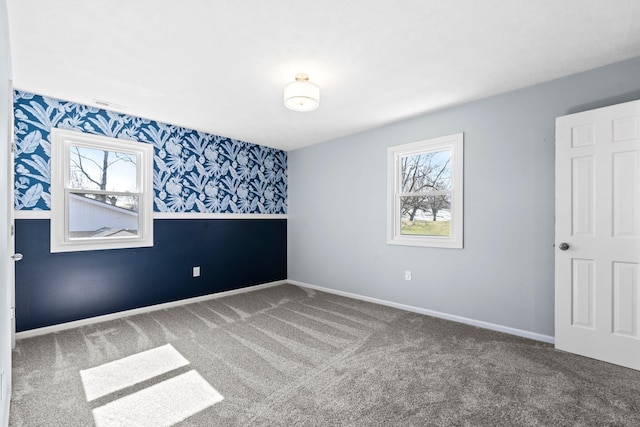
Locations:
400;150;452;236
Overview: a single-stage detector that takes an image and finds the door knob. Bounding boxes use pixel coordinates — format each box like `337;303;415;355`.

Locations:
558;243;570;251
11;253;23;261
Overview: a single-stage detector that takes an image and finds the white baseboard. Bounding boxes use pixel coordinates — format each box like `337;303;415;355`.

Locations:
288;280;555;344
16;279;555;345
15;280;287;340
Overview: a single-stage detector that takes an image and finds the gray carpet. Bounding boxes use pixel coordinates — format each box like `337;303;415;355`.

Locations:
9;284;640;426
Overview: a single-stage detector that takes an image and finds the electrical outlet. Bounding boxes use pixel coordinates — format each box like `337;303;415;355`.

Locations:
193;266;201;277
404;270;412;281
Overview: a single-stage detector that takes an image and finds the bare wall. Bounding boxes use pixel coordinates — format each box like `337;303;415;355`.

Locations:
288;56;640;338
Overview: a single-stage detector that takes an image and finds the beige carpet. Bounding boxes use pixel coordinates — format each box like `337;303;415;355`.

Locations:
10;284;640;426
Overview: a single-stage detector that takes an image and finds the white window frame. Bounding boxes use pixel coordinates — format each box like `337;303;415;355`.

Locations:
50;128;154;252
387;132;464;249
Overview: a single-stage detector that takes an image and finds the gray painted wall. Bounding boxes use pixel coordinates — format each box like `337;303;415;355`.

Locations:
288;56;640;338
0;0;11;423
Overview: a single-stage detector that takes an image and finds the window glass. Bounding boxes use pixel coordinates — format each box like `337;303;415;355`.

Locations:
400;194;451;236
401;150;451;193
69;145;138;192
399;149;453;238
68;193;140;239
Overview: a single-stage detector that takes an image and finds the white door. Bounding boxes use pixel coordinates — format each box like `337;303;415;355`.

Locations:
555;100;640;370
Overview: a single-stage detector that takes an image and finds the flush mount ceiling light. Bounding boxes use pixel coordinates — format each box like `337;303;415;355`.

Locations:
284;73;320;112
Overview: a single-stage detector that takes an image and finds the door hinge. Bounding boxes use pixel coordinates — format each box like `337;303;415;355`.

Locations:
10;224;14;236
10;307;15;319
10;143;14;154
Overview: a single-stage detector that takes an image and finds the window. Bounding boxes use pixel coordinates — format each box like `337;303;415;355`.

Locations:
50;129;154;252
387;133;463;248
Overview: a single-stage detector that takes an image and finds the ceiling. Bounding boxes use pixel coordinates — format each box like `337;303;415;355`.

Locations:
6;1;640;151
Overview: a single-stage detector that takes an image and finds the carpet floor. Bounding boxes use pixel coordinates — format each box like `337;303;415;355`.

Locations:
9;284;640;426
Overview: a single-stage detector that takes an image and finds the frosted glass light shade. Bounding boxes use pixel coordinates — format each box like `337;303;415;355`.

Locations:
284;74;319;112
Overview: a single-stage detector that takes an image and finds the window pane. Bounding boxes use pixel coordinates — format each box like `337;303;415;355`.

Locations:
69;145;137;192
400;150;451;193
68;193;139;239
400;195;451;236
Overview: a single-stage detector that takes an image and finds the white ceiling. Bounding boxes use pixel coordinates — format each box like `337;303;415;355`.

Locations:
6;1;640;151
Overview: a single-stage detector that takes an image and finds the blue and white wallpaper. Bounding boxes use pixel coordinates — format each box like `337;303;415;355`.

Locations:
13;91;287;214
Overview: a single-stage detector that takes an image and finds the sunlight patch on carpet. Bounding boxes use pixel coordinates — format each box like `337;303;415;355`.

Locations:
80;344;189;401
92;370;224;427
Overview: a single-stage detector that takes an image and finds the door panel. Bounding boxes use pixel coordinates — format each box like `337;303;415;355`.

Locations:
612;151;639;237
571;156;594;236
612;262;638;338
571;258;594;328
556;100;640;370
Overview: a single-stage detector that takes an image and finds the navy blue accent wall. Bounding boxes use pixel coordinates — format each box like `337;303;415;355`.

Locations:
15;219;287;331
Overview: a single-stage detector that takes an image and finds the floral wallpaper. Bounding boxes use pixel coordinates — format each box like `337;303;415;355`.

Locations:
13;91;287;214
